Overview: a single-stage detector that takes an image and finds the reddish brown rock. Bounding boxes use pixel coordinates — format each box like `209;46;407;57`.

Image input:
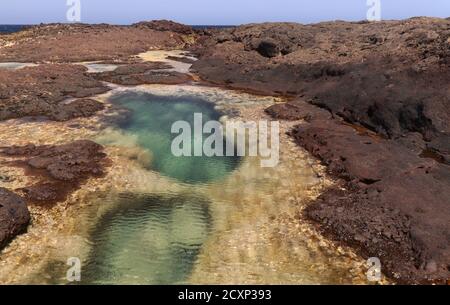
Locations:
0;64;108;122
192;18;450;162
1;140;109;205
50;99;105;121
132;20;195;35
0;188;30;249
93;62;192;85
0;21;196;63
191;18;450;283
289;117;450;283
265;100;331;121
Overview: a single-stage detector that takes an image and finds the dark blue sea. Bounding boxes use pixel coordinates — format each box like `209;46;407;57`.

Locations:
0;25;29;33
0;24;234;34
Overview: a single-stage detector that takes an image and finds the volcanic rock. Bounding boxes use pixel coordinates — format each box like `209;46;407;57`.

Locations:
132;20;195;35
0;22;195;63
289;117;450;283
0;188;30;250
192;18;450;162
1;140;109;205
93;62;192;85
0;64;108;121
191;18;450;283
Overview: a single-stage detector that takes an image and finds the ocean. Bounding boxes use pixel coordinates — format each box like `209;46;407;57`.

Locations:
0;25;29;33
0;24;234;34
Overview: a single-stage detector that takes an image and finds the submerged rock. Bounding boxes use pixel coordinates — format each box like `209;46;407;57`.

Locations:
0;188;30;250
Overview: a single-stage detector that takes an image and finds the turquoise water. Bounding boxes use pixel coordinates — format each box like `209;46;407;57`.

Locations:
22;90;365;285
76;92;241;284
107;91;241;184
81;193;211;284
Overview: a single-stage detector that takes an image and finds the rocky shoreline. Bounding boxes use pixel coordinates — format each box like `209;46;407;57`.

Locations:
189;17;450;284
0;19;448;284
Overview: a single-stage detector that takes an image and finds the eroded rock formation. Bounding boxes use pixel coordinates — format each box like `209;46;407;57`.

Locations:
0;64;108;121
191;17;450;283
1;140;109;205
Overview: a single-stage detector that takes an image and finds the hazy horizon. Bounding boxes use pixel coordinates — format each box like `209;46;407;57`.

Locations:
1;16;449;27
0;0;448;25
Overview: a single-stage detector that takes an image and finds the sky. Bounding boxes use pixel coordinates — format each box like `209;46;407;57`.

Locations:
0;0;448;25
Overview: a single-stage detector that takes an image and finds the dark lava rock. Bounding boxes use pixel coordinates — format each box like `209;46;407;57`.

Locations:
192;18;450;283
132;20;194;35
265;100;331;121
0;188;30;250
0;64;109;122
94;62;192;86
289;117;450;283
0;140;109;205
191;18;450;161
299;60;450;163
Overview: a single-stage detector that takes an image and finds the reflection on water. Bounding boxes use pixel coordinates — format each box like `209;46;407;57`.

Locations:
104;91;241;184
81;193;211;285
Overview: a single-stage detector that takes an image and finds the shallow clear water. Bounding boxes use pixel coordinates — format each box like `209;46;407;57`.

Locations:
106;91;241;184
81;193;211;284
79;92;241;284
3;85;366;285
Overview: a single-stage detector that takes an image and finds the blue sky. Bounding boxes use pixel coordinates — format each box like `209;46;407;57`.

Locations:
0;0;448;25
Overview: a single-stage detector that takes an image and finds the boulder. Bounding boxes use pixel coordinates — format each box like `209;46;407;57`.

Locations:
0;188;30;249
